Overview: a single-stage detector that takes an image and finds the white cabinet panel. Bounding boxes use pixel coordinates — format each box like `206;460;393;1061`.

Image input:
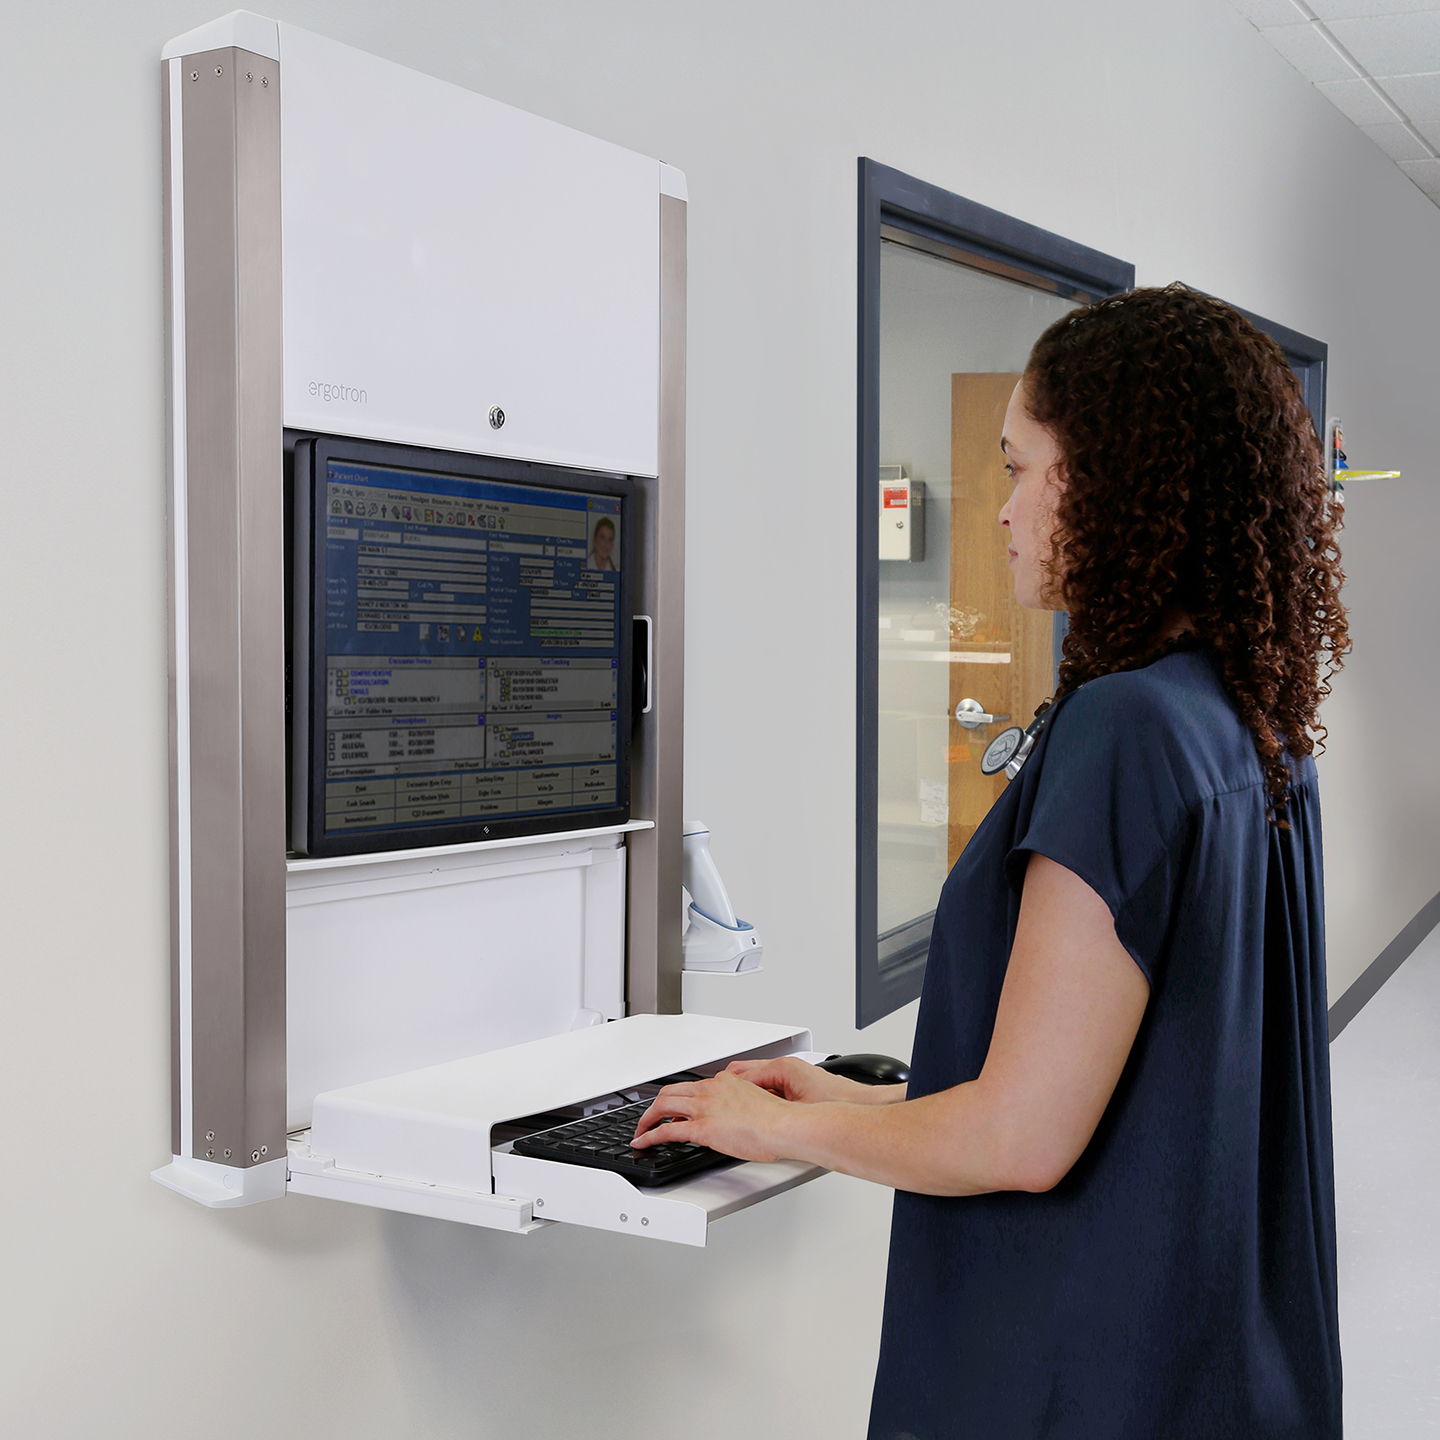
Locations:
286;836;628;1130
279;23;661;475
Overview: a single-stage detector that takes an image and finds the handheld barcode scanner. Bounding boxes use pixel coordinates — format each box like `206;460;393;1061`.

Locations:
980;712;1049;780
681;821;764;973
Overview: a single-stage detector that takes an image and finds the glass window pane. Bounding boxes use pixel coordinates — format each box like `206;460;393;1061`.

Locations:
876;240;1077;963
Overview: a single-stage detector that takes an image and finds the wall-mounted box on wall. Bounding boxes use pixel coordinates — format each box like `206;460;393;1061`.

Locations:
879;466;924;562
153;10;821;1243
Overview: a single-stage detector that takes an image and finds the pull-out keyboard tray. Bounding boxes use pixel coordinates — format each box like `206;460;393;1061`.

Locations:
288;1013;827;1246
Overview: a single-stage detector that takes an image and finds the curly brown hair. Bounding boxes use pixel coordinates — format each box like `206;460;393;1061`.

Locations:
1023;284;1349;818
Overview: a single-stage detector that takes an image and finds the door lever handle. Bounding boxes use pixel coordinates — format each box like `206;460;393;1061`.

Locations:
954;698;1010;730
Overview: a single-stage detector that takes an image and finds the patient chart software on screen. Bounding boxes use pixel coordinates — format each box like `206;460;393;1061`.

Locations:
319;459;622;838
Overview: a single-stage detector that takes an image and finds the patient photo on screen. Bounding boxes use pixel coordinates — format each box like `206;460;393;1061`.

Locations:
587;514;620;572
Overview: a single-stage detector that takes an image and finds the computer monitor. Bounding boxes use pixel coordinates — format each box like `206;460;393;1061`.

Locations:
289;433;633;857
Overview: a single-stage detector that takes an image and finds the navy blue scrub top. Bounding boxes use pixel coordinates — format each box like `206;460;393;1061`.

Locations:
869;649;1342;1440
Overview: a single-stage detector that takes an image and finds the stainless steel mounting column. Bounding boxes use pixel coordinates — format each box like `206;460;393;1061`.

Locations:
626;189;687;1015
159;45;286;1202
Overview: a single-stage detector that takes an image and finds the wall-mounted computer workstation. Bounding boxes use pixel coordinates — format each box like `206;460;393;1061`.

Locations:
154;10;823;1244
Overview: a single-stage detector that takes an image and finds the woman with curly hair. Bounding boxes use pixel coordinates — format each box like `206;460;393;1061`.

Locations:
633;285;1347;1438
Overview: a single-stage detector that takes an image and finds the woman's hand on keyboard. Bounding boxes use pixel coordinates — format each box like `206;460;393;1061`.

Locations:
630;1072;797;1163
721;1056;902;1106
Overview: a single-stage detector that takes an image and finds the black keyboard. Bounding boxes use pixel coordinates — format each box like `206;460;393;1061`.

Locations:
510;1099;734;1188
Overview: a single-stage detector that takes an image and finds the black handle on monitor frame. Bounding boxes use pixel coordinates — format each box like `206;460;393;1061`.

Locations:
632;615;652;732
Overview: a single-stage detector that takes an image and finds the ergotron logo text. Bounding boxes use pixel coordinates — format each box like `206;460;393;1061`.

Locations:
308;381;368;404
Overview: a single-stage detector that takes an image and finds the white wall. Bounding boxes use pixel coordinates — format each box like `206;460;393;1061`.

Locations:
2;2;1437;1436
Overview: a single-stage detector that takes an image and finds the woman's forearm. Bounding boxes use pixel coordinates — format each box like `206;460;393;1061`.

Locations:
778;854;1151;1195
772;1082;1037;1197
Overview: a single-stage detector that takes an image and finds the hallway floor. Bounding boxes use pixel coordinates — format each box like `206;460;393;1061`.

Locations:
1331;922;1440;1436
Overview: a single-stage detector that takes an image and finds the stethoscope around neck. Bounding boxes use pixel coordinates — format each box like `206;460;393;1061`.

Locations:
978;710;1050;780
955;692;1064;780
967;641;1185;781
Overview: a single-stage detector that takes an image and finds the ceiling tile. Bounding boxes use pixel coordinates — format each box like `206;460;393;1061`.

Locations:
1398;157;1440;193
1235;3;1440;211
1307;0;1440;18
1327;13;1440;74
1230;0;1307;25
1374;71;1440;120
1261;21;1359;80
1317;76;1400;124
1412;112;1440;147
1361;120;1434;159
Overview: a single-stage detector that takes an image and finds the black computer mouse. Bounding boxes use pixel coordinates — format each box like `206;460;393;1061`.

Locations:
817;1052;911;1086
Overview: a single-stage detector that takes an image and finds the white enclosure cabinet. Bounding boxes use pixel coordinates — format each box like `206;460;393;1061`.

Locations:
154;13;808;1245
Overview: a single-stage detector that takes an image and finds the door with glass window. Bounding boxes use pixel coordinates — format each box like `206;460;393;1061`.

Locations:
857;158;1135;1027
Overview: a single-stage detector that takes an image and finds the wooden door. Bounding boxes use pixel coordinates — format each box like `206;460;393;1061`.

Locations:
948;373;1055;867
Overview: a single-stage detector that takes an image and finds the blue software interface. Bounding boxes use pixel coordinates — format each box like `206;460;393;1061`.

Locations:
320;458;622;838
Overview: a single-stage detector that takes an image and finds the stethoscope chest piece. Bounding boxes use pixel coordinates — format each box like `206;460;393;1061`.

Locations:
980;726;1025;776
980;713;1048;780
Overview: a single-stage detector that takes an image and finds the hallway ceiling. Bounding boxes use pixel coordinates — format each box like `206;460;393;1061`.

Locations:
1229;0;1440;208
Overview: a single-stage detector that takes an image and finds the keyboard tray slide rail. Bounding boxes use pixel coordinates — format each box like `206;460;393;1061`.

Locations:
286;1136;552;1233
